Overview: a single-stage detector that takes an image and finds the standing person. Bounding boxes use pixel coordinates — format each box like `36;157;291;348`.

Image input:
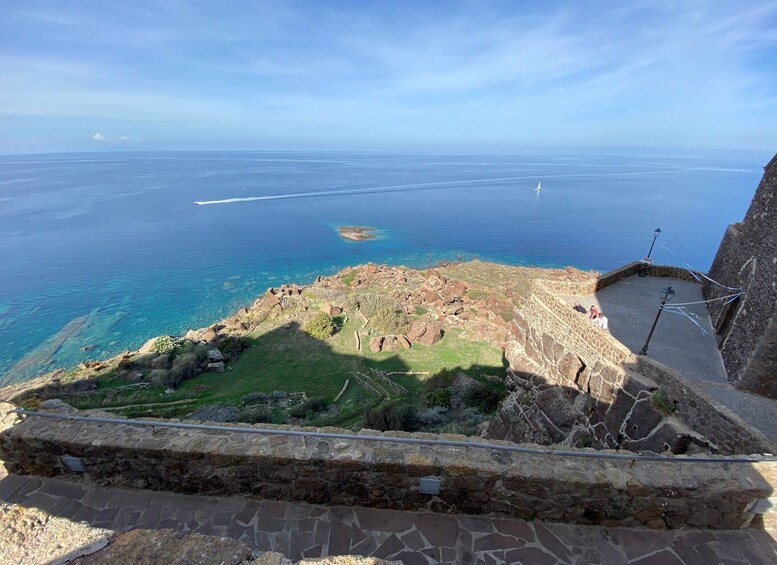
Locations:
588;304;599;320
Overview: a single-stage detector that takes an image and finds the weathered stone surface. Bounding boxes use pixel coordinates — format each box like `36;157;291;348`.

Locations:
207;349;224;362
72;529;253;564
201;329;218;343
206;362;225;372
0;501;113;564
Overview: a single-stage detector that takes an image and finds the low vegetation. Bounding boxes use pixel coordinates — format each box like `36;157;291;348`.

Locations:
650;390;676;415
304;312;337;340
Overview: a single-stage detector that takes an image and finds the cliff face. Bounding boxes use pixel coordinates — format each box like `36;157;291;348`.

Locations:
705;154;777;398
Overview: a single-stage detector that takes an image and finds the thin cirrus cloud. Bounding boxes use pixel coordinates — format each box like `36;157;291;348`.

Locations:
0;0;776;153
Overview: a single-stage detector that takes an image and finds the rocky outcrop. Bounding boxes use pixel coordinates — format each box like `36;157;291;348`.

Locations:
406;321;442;346
368;334;412;353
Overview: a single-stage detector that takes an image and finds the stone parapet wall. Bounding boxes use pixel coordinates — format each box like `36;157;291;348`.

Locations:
0;413;774;530
526;281;632;369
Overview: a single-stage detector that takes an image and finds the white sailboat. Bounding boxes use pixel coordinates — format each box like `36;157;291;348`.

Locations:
534;181;542;193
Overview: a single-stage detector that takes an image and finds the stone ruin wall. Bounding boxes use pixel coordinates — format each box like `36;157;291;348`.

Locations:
0;404;773;531
704;154;777;398
492;271;775;455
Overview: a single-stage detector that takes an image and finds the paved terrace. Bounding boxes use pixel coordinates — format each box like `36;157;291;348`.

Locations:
1;472;775;564
563;275;777;441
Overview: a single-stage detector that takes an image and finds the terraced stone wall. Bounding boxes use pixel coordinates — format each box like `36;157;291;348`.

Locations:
500;271;774;455
635;356;774;454
0;409;773;530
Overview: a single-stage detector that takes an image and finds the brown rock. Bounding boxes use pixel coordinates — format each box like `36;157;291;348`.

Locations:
397;335;412;349
407;320;427;342
382;336;398;351
369;337;384;353
202;329;218;343
416;324;443;346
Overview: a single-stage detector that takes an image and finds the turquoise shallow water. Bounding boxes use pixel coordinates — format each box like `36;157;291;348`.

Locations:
0;150;763;384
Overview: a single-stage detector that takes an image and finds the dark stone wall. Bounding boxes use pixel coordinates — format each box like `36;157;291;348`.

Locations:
705;154;777;397
0;405;773;530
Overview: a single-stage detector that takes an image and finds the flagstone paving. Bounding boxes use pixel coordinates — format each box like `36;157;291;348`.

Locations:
1;473;775;564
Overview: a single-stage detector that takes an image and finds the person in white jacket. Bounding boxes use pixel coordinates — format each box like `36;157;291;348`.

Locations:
593;312;609;331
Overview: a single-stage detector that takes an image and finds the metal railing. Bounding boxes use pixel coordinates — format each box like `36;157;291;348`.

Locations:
10;409;777;464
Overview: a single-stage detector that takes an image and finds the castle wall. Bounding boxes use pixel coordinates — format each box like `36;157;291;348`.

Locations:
705;154;777;397
0;407;773;530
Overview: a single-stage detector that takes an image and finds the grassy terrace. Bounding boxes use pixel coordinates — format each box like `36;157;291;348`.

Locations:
51;312;505;429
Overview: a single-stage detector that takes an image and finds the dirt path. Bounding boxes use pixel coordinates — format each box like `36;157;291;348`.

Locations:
99;398;196;411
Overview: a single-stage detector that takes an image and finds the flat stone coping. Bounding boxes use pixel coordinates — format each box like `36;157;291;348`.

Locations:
2;473;775;564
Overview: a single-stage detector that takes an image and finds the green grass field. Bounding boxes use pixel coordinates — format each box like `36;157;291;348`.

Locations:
64;311;506;426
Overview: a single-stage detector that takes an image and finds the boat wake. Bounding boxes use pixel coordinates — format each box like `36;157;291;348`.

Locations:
193;167;693;205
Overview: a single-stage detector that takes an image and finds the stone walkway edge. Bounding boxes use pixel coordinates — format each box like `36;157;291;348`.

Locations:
1;473;775;564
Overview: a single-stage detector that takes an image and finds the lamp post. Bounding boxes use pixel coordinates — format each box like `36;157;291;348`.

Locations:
639;286;675;356
645;227;661;261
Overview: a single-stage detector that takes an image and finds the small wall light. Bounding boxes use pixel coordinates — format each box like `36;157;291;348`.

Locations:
61;455;86;473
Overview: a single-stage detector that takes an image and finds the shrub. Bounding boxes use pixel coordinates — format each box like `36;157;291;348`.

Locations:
436;421;479;436
169;352;200;383
575;434;594;448
149;369;170;387
418;406;448;427
219;335;249;358
238;405;273;423
364;402;419;432
304;312;337;340
151;354;171;370
269;390;289;402
424;369;456;393
371;306;410;335
651;390;676;416
355;294;410;334
151;335;181;354
465;386;506;413
190;345;210;365
242;391;268;405
289;396;329;419
425;389;452;408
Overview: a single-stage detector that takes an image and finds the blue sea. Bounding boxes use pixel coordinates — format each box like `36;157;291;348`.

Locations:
0;150;765;384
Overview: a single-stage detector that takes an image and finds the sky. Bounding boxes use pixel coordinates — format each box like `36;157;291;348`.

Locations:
1;0;777;154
